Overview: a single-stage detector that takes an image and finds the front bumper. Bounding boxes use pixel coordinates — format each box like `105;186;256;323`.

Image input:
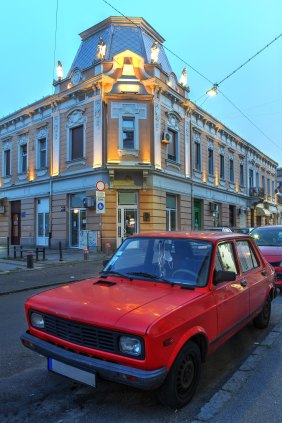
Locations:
21;332;168;390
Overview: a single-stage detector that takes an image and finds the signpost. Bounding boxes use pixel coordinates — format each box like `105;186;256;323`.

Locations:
96;180;106;214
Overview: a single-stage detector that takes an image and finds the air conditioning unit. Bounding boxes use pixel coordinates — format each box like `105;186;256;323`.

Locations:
209;202;218;212
83;197;95;208
162;130;172;144
0;205;4;214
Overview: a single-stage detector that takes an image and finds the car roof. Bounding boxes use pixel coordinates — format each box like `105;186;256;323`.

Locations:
252;225;282;230
131;231;246;241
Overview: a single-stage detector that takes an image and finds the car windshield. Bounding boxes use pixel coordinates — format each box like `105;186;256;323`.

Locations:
251;227;282;246
102;237;213;287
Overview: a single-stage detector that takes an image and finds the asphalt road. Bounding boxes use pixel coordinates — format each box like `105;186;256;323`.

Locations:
1;262;282;423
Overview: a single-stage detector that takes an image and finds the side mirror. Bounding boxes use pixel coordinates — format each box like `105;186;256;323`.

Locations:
213;270;236;285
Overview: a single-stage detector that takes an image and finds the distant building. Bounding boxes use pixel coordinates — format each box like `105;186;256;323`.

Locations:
0;16;279;249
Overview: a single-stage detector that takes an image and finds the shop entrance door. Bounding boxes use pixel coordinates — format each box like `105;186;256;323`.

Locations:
36;198;49;246
193;199;202;230
117;207;138;247
11;201;21;245
70;209;86;247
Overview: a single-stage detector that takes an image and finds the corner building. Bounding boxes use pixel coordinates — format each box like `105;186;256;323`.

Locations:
0;17;279;249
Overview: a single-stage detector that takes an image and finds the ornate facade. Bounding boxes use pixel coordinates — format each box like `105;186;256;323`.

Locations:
0;16;279;249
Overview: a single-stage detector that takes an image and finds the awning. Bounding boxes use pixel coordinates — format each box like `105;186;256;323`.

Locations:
256;204;271;217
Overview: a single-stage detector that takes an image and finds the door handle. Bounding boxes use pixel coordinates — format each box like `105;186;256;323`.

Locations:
241;280;247;288
261;269;267;276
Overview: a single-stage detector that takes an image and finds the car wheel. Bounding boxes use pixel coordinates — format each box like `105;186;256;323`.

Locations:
158;341;201;409
253;296;271;329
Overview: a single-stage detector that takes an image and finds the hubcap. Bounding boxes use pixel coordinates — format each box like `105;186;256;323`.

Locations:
177;355;195;394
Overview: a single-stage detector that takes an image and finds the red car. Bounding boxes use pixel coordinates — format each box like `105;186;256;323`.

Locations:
251;225;282;288
21;232;276;409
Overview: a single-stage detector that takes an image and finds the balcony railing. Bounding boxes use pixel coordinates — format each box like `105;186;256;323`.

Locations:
249;187;265;197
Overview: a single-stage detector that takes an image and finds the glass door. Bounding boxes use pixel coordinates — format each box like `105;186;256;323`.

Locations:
36;198;49;246
117;191;138;247
70;209;86;247
117;207;138;246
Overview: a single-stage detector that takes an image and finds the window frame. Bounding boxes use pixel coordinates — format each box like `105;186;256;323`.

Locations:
236;239;260;273
219;153;225;180
167;128;178;162
121;116;135;150
208;146;214;175
66;109;86;162
3;148;11;177
19;143;28;174
166;194;177;231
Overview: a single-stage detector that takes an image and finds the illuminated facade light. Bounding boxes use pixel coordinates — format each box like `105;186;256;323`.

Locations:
150;41;160;64
97;36;107;60
180;67;187;86
56;61;63;81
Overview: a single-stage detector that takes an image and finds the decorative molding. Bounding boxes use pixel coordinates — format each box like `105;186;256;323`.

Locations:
111;102;147;119
18;134;28;146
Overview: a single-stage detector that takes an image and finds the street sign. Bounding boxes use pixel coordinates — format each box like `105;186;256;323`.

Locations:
96;191;106;214
96;180;105;191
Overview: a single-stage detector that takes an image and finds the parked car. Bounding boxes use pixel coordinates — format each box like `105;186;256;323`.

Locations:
204;227;232;232
230;227;254;234
251;225;282;288
21;232;276;409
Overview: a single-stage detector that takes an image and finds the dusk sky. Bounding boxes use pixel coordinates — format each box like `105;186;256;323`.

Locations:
0;0;281;165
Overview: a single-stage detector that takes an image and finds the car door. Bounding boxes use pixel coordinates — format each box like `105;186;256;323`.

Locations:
235;239;267;316
212;241;250;339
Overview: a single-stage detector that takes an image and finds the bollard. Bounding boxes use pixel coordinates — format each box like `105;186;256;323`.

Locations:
26;251;34;269
36;247;39;261
14;245;17;259
83;248;89;260
105;242;111;256
59;241;63;261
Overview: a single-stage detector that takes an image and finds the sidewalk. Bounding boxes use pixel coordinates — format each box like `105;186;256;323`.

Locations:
0;247;106;273
191;301;282;423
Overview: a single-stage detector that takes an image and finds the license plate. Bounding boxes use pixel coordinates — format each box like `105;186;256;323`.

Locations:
48;358;96;387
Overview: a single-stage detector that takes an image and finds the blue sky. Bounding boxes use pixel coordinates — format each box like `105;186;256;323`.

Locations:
0;0;281;164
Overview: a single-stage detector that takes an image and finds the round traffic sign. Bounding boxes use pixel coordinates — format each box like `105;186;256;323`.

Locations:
96;180;105;191
97;202;104;211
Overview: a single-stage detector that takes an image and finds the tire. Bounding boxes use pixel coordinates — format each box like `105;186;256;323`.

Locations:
253;296;271;329
158;341;201;409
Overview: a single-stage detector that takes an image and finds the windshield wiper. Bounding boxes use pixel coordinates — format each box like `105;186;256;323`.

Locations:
100;270;132;280
128;272;173;285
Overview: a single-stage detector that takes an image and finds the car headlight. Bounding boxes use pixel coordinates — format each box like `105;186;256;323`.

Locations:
119;336;142;356
30;312;45;329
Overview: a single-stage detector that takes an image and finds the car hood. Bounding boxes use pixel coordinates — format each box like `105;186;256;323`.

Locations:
26;277;203;334
258;245;282;261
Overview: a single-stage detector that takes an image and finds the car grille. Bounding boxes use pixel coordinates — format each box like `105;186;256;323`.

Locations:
42;313;117;353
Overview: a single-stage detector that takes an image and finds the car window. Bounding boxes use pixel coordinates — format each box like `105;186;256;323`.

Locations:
251;227;282;246
236;240;259;272
215;242;238;274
